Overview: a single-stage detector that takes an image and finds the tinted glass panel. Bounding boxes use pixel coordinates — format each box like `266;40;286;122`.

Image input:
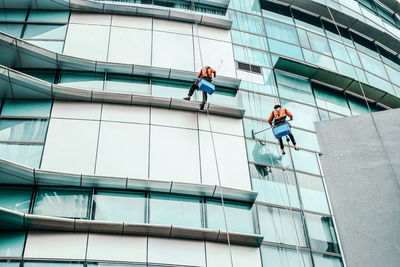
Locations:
0;119;48;142
0;232;25;257
305;213;339;253
1;99;52;117
23;24;67;40
261;245;312;267
0;187;32;213
0;143;43;168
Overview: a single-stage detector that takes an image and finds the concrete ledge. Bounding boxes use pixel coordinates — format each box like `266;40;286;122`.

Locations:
0;207;264;247
0;159;258;204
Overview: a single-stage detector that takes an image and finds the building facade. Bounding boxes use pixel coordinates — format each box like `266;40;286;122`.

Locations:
0;0;399;266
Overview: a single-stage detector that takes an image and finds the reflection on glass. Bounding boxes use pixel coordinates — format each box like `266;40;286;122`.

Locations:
297;173;329;214
0;187;32;213
313;84;351;116
275;71;315;105
151;78;191;99
261;245;312;267
206;199;254;234
291;149;320;175
0;120;48;142
59;71;104;91
0;143;43;168
313;253;343;267
105;74;150;95
0;261;21;267
93;191;145;223
0;24;23;37
305;213;339;253
149;194;202;228
23;24;67;40
0;232;26;257
1;99;52;117
281;100;320;131
247;140;292;169
33;188;89;219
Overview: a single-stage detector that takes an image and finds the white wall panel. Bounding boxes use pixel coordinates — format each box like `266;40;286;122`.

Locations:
86;234;147;262
95;121;149;178
112;15;152;30
148;237;205;266
206;242;262;267
63;24;110;61
149;126;200;183
196;25;231;42
51;101;102;120
101;104;150;124
236;69;265;85
70;13;111;25
151;108;197;129
199;132;251;190
198;114;243;136
153;19;192;35
194;37;236;78
24;232;87;260
152;31;194;71
108;27;152;65
41;119;99;174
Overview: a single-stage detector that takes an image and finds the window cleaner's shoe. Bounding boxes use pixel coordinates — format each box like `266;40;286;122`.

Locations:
294;145;299;151
183;97;190;101
282;149;286;155
200;102;206;110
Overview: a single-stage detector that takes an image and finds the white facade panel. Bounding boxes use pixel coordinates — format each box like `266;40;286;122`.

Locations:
111;15;152;30
206;242;262;267
69;13;112;25
51;101;102;121
101;104;150;124
198;114;243;136
151;108;198;129
196;25;231;42
153;18;192;35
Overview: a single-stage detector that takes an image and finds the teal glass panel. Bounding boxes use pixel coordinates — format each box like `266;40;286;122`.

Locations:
230;10;264;34
346;47;361;67
206;199;254;234
1;99;52;117
268;39;303;61
241;92;276;120
265;19;299;45
21;70;56;83
233;45;271;67
59;71;104;91
0;187;32;213
335;60;357;80
243;118;275;142
262;68;279;95
93;191;145;223
297;28;310;49
365;72;394;94
0;143;43;168
305;213;339;253
247;140;293;169
0;261;20;267
328;40;351;63
258;205;307;247
251;168;300;207
33;188;89;219
302;48;314;64
208;91;239;107
24;263;83;267
290;128;320;152
311;52;336;71
229;0;261;14
354;67;368;83
27;40;64;53
0;119;48;142
292;150;320;175
105;74;150;95
0;9;27;22
150;194;202;228
297;173;329;214
23;24;67;40
385;65;400;86
151;78;192;99
0;232;25;257
261;245;312;267
313;84;351;116
308;32;331;56
231;30;268;50
280;100;320;131
0;23;23;37
358;52;388;79
347;94;371;115
313;253;343;267
275;71;314;105
27;10;70;23
261;1;294;25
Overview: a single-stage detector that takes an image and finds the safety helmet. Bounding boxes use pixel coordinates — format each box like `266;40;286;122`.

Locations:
274;103;281;109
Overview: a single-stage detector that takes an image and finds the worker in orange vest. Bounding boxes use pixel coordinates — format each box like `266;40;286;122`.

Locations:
183;66;216;109
268;103;299;155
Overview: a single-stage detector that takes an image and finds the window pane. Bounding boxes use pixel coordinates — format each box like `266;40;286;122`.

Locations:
276;71;314;105
1;99;52;117
247;140;293;169
328;40;351;63
151;78;192;99
27;40;64;53
33;188;89;219
27;10;70;23
308;32;331;56
265;19;299;45
0;187;32;213
258;205;307;247
0;143;43;168
292;150;320;175
21;70;56;83
59;71;104;91
0;23;23;37
230;11;264;34
0;119;48;142
0;9;27;22
313;253;343;267
313;84;351;115
261;245;312;267
252;168;300;208
347;94;371;115
297;173;329;214
206;199;255;234
231;30;268;50
24;263;83;267
150;194;202;228
0;261;20;267
280;100;320;131
0;232;26;257
93;191;145;223
105;74;150;95
305;213;339;253
290;128;320;151
268;39;303;60
23;24;67;40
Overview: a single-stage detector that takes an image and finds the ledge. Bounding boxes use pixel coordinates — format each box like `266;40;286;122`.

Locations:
0;159;258;204
274;56;400;109
0;207;264;247
274;0;400;57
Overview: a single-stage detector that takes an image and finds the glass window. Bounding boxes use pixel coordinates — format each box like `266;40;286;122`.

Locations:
0;119;48;142
252;168;300;208
23;24;67;40
261;1;294;24
297;173;329;214
206;199;255;234
0;143;43;168
311;52;336;71
21;70;56;83
247;140;293;170
358;52;388;79
241;91;276;119
0;187;32;213
0;261;20;267
280;100;320;131
313;84;351;115
105;74;150;95
261;245;312;267
27;10;70;23
93;191;146;223
258;205;307;247
1;99;52;117
268;39;303;61
0;9;27;22
33;188;89;219
27;40;64;53
229;0;261;14
230;11;264;34
335;60;357;80
297;28;310;49
151;78;192;99
328;40;351;63
313;253;343;267
305;213;339;253
290;128;320;152
59;71;104;91
24;263;84;267
308;32;331;56
292;150;320;175
231;30;268;50
275;71;314;105
233;45;271;67
293;9;324;34
149;194;202;228
0;23;23;37
265;19;299;45
0;232;26;257
346;93;371;115
243;119;275;142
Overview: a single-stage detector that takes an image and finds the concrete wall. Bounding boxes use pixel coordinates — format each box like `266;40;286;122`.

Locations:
315;109;400;267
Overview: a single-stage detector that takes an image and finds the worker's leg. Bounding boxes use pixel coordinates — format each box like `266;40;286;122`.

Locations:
279;138;286;155
184;80;199;100
288;133;300;150
202;91;208;103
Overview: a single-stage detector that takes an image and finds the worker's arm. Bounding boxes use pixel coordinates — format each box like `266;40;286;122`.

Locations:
197;70;202;78
268;112;274;125
286;109;293;120
211;68;216;77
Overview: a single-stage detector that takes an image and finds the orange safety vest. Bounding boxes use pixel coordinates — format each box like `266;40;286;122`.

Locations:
198;66;216;79
268;108;293;125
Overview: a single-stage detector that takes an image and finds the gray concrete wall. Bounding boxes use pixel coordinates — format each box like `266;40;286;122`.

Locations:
315;109;400;267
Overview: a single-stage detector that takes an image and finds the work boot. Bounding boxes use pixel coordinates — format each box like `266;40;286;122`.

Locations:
183;97;190;101
294;145;299;151
200;102;206;110
282;149;286;155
